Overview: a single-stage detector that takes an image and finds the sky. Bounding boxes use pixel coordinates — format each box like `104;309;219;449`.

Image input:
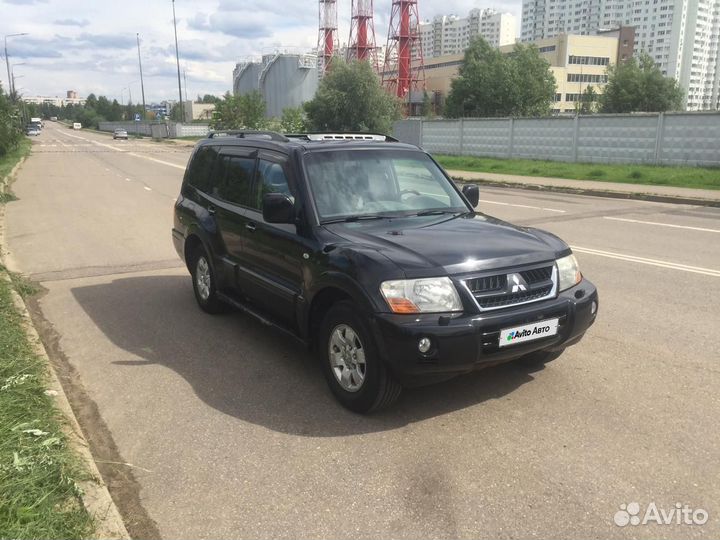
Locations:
1;0;521;104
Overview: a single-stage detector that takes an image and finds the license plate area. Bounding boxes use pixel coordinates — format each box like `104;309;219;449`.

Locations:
499;317;559;347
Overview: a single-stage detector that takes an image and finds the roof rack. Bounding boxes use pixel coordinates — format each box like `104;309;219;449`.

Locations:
207;130;289;142
286;132;398;142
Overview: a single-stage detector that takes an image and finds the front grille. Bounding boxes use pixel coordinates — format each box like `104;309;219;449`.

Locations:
463;264;556;311
521;266;553;284
477;285;553;309
466;274;506;293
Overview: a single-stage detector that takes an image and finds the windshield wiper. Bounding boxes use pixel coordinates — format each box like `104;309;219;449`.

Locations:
321;214;394;224
413;209;468;217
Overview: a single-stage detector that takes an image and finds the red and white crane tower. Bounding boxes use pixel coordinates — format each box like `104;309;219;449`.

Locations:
347;0;379;71
382;0;425;101
318;0;339;76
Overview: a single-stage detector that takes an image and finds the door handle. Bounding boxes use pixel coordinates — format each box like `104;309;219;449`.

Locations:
207;204;216;215
245;222;257;232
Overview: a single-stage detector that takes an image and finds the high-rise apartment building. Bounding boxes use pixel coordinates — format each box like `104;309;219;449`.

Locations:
419;8;516;58
520;0;720;110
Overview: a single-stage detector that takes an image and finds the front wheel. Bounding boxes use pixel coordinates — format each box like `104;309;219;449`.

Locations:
319;301;401;413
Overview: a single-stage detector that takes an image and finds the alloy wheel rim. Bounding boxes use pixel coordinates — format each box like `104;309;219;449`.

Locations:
196;256;211;301
328;324;366;392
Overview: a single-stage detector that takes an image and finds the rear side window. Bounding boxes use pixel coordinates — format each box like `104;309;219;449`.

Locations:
218;156;255;206
186;146;219;194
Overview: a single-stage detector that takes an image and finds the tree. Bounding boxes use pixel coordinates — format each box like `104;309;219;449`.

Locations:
197;94;221;104
445;37;556;118
578;85;599;114
280;106;307;133
304;59;401;133
211;91;266;130
0;83;23;158
600;53;683;113
421;91;433;118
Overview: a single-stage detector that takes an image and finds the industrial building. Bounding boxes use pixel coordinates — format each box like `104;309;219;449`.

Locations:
422;32;633;114
232;53;318;118
520;0;720;110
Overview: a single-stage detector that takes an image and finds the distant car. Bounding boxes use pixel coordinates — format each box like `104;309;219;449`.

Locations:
50;116;58;122
72;122;82;130
113;128;128;140
25;127;40;136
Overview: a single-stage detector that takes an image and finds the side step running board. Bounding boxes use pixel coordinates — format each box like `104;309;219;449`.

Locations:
216;292;309;347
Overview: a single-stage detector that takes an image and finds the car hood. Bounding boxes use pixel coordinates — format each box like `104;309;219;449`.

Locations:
324;213;569;276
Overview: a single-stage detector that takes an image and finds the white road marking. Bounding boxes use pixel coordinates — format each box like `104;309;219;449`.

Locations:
144;186;152;191
482;199;566;213
603;216;720;234
127;152;185;170
571;245;720;277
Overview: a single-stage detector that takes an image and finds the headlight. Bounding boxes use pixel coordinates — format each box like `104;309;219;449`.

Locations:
556;254;582;291
380;277;463;314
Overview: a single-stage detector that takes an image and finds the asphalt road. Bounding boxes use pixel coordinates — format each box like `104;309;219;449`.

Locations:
5;123;720;539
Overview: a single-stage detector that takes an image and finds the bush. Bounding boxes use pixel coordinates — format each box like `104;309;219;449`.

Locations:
0;86;23;158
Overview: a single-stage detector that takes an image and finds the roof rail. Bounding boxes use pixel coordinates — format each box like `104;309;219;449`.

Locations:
207;130;289;142
286;132;398;142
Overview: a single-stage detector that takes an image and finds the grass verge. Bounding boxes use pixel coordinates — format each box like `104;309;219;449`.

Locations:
435;155;720;191
0;140;32;202
0;272;94;539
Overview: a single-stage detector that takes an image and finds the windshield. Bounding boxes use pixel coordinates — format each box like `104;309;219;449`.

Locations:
304;149;469;222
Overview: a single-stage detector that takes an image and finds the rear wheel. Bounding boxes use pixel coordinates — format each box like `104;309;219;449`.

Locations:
319;301;401;413
189;245;226;314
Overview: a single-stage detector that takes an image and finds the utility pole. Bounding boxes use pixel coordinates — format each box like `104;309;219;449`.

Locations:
172;0;185;122
136;33;147;119
4;33;29;100
183;68;188;106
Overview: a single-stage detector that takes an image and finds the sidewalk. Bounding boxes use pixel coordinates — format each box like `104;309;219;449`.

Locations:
447;169;720;206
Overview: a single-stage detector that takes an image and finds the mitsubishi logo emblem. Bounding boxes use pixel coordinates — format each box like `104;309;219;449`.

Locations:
508;273;528;293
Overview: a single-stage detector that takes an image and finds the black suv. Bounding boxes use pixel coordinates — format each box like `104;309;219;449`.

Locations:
172;131;598;412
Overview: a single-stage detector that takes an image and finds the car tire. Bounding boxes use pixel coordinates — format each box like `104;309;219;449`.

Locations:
516;348;565;367
319;301;402;413
189;245;227;314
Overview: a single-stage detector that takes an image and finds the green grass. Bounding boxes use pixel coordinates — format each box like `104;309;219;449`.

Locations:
0;139;32;195
435;155;720;190
0;273;94;539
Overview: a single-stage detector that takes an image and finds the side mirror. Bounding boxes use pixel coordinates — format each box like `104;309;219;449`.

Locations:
262;193;295;224
462;184;479;208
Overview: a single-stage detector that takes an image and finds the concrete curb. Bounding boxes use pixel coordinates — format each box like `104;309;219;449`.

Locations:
0;186;130;539
451;176;720;208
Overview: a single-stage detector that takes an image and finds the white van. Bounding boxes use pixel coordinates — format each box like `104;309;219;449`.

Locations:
72;122;82;130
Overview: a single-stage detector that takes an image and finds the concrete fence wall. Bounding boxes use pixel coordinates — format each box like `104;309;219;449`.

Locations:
98;122;210;139
393;112;720;167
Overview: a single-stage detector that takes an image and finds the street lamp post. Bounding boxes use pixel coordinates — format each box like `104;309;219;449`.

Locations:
172;0;185;122
11;62;25;96
4;32;29;98
136;33;147;119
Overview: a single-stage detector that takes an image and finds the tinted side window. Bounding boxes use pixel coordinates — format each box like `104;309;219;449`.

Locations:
255;159;293;209
186;146;219;194
218;156;255;206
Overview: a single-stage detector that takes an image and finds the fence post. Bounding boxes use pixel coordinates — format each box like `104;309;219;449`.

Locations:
508;117;514;158
572;115;580;163
418;120;424;149
654;112;665;165
459;118;465;155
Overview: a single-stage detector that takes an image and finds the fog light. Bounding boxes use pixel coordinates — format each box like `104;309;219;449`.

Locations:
418;337;432;354
591;301;597;315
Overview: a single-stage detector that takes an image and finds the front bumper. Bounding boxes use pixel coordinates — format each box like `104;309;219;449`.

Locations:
372;279;598;386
